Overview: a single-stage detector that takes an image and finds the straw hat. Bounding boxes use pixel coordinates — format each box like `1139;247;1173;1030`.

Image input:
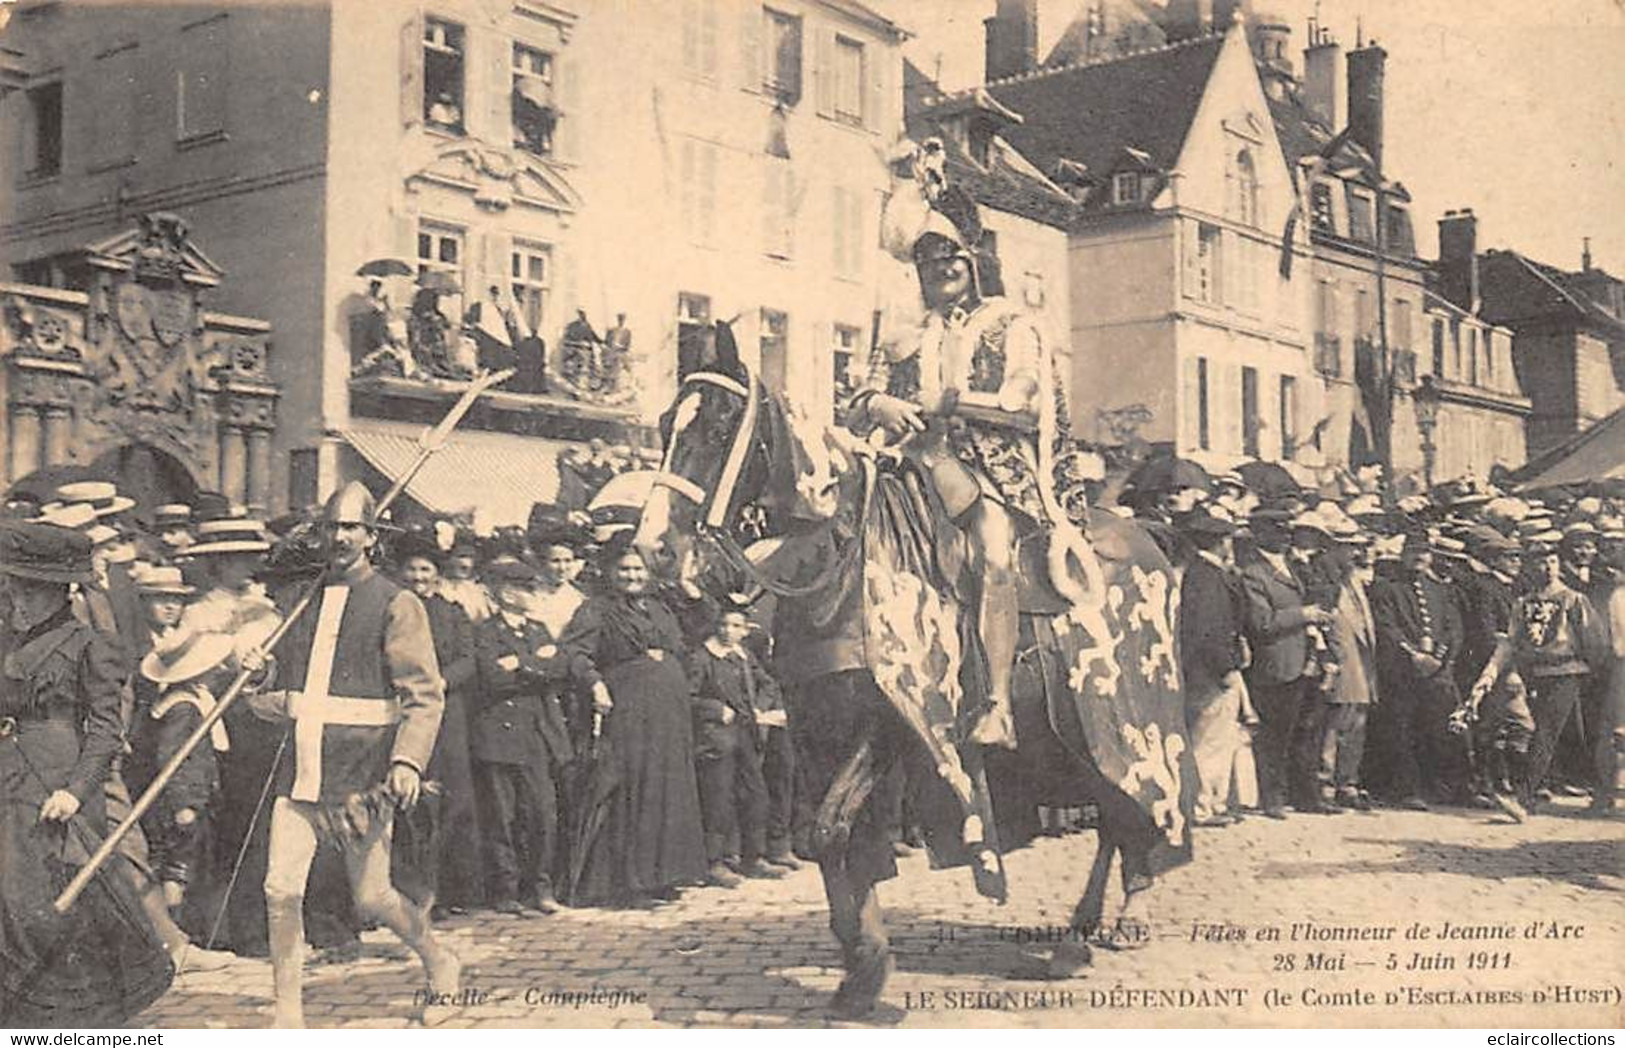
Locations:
45;481;135;519
141;629;237;686
133;564;195;597
185;518;273;557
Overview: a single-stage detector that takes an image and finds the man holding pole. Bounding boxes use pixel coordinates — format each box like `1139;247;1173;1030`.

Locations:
248;481;459;1027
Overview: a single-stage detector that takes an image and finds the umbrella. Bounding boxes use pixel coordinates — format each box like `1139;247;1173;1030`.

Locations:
1237;461;1302;502
564;712;620;904
416;270;461;294
1123;455;1211;497
355;257;415;278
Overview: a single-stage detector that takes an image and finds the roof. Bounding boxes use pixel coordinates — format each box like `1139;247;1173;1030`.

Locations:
1516;406;1625;489
1043;0;1168;68
986;34;1226;211
1481;249;1625;336
819;0;909;41
904;61;1079;231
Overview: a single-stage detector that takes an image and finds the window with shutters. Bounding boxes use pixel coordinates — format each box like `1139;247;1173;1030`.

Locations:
1193;223;1221;304
1241;365;1260;458
510;241;551;337
763;156;795;260
764;8;802;105
512;43;555;156
22;82;62;179
1392;298;1413;351
1346;187;1374;243
832;185;865;280
1450;318;1462;378
1196;356;1211;451
760;309;789;393
677;293;712;380
683;0;720;81
1432;317;1445;378
423;17;466;133
1233;149;1259;227
681;138;719;247
88;44;138;171
1279;374;1298;460
833;36;865;125
177;15;228;143
1354;287;1372;341
833;323;862;423
1466;326;1478;385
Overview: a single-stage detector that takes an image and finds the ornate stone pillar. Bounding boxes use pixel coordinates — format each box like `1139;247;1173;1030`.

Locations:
8;406;41;481
246;427;273;515
220;425;248;506
41;408;72;466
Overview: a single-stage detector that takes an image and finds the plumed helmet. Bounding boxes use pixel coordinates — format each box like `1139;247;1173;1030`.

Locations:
322;481;379;528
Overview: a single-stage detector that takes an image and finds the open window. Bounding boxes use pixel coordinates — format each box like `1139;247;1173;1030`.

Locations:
764;8;802;105
512;43;556;156
22;82;63;179
423;17;466;134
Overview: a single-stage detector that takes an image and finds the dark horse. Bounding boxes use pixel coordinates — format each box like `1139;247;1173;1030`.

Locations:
635;326;1197;1019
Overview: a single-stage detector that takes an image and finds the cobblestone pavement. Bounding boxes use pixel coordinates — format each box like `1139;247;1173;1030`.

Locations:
137;799;1625;1029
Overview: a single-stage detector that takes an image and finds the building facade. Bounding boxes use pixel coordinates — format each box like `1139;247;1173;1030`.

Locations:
1;0;910;520
990;23;1317;471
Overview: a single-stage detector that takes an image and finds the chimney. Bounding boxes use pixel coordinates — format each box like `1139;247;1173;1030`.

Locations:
1301;24;1344;128
1346;41;1386;171
1164;0;1215;42
1583;237;1594;272
1438;209;1480;314
984;0;1038;82
1254;16;1292;77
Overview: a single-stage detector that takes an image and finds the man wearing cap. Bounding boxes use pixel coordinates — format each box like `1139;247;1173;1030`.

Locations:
249;481;456;1027
0;521;174;1026
471;558;574;916
1177;506;1249;825
1369;530;1468;810
1558;520;1615;803
1470;535;1607;820
1454;528;1534;808
1240;508;1336;819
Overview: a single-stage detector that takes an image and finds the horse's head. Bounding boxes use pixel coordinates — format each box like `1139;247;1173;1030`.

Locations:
634;320;855;576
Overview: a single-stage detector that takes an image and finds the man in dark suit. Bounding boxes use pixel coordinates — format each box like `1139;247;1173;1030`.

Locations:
471;560;574;915
1177;507;1249;825
1370;530;1468;808
1240;508;1334;818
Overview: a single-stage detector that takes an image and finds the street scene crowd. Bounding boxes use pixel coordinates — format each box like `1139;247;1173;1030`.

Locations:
0;445;1621;1027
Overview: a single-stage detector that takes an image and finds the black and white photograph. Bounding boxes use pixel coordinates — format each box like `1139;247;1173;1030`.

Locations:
0;0;1620;1032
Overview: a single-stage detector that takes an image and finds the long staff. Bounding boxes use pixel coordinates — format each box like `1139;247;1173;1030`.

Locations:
54;368;513;913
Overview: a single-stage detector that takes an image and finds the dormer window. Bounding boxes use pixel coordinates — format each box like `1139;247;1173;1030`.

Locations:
968;123;993;166
1112;172;1141;206
423;17;466;134
1309;181;1334;232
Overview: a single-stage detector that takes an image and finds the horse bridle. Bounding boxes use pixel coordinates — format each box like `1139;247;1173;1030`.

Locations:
646;366;873;602
648;369;760;529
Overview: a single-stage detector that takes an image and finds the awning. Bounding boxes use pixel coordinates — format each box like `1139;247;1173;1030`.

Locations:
341;423;569;527
1517;407;1625;490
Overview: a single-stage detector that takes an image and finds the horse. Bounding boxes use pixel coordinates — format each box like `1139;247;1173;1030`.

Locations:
634;324;1198;1020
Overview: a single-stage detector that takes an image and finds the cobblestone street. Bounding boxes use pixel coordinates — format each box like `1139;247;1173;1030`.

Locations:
136;799;1625;1029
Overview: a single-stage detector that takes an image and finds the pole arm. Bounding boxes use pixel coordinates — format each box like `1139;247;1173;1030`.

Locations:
54;368;513;914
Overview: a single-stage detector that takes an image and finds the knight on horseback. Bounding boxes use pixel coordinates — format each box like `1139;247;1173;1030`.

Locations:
852;139;1078;750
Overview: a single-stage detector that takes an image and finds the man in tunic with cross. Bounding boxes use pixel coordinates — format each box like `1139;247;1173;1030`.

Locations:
248;482;459;1027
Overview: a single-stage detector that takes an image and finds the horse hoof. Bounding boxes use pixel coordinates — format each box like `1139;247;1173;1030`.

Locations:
1045;940;1093;979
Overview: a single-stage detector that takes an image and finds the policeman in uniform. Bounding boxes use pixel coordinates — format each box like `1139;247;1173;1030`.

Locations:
250;483;458;1027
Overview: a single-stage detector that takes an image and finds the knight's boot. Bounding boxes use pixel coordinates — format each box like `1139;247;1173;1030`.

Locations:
265;895;307;1029
969;565;1020;750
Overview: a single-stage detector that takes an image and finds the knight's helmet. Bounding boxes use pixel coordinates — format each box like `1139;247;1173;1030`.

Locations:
880;137;1004;299
322;481;380;529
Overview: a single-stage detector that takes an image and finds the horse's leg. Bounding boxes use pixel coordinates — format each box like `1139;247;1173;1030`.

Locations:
821;859;894;1019
1043;828;1113;979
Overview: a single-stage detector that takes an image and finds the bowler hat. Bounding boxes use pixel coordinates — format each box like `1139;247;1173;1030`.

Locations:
1178;506;1235;537
0;521;94;584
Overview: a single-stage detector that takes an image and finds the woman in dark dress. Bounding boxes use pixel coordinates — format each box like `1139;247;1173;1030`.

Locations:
564;543;709;906
0;521;173;1027
393;533;483;917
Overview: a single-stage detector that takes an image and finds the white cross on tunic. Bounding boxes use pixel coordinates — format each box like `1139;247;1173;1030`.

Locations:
289;584;400;802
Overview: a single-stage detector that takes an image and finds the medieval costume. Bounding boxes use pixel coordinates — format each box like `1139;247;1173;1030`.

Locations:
0;522;173;1027
251;484;457;1028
